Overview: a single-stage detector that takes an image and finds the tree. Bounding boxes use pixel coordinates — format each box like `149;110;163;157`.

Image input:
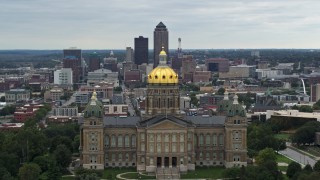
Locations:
286;161;302;178
255;148;276;166
46;157;62;180
314;160;320;172
216;88;225;95
33;155;50;172
113;86;123;92
223;167;240;179
303;164;313;173
18;163;41;180
298;105;313;112
292;121;320;145
53;144;72;169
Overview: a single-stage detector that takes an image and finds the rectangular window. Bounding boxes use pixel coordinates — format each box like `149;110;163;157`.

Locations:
188;132;192;141
172;134;176;142
157;143;161;153
180;133;184;142
165;134;169;142
149;143;154;153
141;133;145;141
172;143;176;152
141;143;145;152
149;134;154;142
180;143;184;152
157;134;161;142
165;143;169;153
188;143;191;151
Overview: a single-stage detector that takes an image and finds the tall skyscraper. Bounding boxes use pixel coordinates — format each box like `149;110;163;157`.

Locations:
134;36;148;65
63;48;82;83
153;22;168;68
88;52;101;72
125;47;134;62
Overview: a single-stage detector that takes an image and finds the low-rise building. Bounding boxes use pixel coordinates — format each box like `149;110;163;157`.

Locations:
79;84;113;100
180;96;191;110
193;71;211;83
87;69;119;87
75;92;90;105
50;88;64;101
14;103;43;122
0;123;24;132
104;104;128;116
5;89;30;104
52;107;78;117
219;65;256;79
47;116;78;124
54;68;73;85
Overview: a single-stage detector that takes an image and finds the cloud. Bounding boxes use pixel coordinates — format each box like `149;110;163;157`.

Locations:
0;0;320;49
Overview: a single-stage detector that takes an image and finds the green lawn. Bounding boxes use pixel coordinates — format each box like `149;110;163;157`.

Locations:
278;166;288;172
60;176;76;180
276;154;293;164
102;167;136;179
274;133;291;140
120;172;156;179
180;166;225;179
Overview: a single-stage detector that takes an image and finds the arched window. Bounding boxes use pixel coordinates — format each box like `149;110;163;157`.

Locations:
118;135;123;147
111;135;116;147
206;134;210;146
213;134;217;146
105;135;110;147
131;135;136;147
199;134;204;146
125;135;129;147
219;134;224;146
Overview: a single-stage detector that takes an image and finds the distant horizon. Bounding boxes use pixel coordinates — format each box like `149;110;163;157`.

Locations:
0;48;319;51
1;0;320;49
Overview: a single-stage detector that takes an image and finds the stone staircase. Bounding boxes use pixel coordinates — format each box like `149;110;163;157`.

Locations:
156;167;180;179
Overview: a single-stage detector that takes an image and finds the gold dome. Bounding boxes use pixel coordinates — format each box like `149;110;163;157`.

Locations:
148;66;178;84
159;50;167;56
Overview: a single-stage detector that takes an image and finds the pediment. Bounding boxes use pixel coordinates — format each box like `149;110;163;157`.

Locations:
139;115;193;128
148;119;185;130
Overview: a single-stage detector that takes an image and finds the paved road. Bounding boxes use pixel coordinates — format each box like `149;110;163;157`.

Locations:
279;147;316;166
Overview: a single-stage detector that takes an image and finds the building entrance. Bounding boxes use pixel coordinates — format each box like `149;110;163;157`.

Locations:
172;157;177;167
157;157;162;167
164;157;169;167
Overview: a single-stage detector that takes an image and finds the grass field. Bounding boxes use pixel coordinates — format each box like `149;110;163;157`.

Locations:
60;176;75;180
120;172;156;179
276;154;294;164
102;167;136;179
180;166;225;179
274;133;291;140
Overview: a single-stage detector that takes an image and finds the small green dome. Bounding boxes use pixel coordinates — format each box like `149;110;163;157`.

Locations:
83;91;103;118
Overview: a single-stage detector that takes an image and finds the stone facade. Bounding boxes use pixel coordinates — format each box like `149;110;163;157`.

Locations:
80;50;247;173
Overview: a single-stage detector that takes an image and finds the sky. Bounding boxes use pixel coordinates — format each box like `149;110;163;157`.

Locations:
1;0;320;49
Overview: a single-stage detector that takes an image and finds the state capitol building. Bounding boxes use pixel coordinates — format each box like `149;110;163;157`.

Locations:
80;48;247;175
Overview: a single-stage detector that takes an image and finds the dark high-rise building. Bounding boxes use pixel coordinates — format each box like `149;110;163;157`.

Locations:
63;48;82;83
63;57;81;83
134;36;148;65
63;48;82;60
153;22;168;68
88;52;101;72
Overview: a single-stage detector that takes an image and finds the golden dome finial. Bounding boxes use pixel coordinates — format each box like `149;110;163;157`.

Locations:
91;90;97;101
159;46;166;56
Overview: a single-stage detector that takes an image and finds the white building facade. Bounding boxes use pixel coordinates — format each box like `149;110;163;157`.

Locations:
54;68;73;85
